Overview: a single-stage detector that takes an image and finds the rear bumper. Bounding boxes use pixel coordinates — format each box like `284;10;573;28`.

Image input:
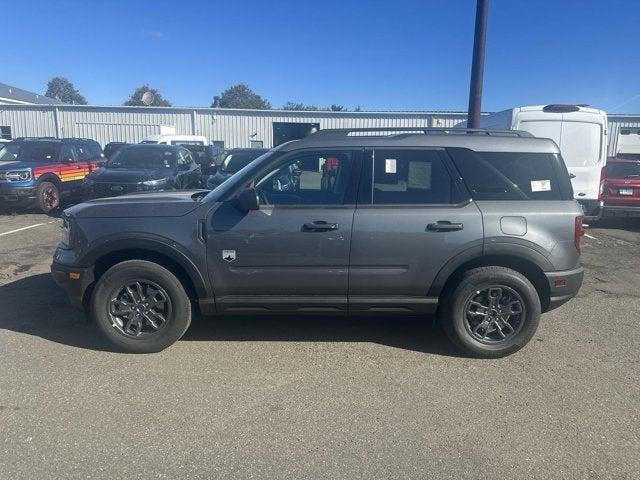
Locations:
544;266;584;312
51;261;94;310
602;205;640;217
577;199;603;220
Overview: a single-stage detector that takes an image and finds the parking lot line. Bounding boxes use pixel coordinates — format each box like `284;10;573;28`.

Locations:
0;221;56;237
584;233;597;240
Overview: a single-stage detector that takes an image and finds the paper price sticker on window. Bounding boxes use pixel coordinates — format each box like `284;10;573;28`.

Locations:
531;180;551;192
385;159;397;174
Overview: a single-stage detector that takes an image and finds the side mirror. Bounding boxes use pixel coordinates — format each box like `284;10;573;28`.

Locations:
233;187;259;211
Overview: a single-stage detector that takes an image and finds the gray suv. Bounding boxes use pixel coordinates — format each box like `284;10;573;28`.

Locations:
51;128;585;357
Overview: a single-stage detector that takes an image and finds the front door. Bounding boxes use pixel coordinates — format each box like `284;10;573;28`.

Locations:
349;148;483;314
206;149;360;314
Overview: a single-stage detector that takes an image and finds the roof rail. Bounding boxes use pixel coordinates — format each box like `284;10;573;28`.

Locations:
308;127;533;139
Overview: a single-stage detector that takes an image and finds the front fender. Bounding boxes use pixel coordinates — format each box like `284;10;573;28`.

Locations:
78;232;211;299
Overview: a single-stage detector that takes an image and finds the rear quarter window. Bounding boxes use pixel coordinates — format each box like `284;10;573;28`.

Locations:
447;147;572;201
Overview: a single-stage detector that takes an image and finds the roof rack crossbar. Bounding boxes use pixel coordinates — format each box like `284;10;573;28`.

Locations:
309;127;532;138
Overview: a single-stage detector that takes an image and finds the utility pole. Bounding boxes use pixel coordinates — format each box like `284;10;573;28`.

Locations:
467;0;489;128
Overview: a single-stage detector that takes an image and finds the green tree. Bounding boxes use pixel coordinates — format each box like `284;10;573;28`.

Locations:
328;104;346;111
123;84;172;107
282;101;319;111
214;84;270;109
45;77;87;105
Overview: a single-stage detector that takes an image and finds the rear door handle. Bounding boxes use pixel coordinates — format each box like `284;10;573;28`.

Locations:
426;221;464;232
302;221;339;232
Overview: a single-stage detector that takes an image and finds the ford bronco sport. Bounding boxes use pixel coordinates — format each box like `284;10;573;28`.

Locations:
51;128;585;357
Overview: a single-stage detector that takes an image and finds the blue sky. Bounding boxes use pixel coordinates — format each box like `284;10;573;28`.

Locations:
2;0;639;112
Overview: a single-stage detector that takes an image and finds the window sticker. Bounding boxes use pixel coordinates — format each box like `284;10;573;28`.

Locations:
408;161;432;190
385;158;396;174
531;179;551;192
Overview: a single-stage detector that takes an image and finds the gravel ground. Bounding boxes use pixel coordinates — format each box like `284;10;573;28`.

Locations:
0;212;638;479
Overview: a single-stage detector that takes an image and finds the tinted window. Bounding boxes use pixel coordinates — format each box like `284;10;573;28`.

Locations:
60;145;77;163
448;148;568;200
0;141;60;163
372;149;453;204
177;149;192;166
256;151;354;205
606;162;640;179
75;144;91;161
107;146;176;170
221;151;266;174
0;126;11;140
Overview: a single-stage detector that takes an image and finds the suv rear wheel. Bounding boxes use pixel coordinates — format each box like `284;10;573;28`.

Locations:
442;266;541;358
90;260;192;353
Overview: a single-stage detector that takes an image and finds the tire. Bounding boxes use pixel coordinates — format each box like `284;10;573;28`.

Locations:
90;260;192;353
36;181;60;213
442;266;541;358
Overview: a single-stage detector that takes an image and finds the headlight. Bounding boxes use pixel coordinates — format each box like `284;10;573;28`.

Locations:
141;178;169;188
0;169;32;182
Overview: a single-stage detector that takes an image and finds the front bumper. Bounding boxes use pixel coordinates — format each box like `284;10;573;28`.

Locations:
544;266;584;311
602;205;640;217
51;261;94;310
0;185;37;205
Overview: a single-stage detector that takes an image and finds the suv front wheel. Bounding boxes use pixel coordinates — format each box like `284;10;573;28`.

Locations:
443;266;541;358
90;260;192;353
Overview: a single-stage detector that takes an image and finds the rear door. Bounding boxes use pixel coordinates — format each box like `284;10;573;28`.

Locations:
349;148;483;314
206;149;361;313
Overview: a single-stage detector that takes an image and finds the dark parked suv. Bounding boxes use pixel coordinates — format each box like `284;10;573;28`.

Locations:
52;128;585;357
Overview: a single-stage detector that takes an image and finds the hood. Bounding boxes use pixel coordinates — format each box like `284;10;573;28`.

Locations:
87;167;171;183
66;190;207;218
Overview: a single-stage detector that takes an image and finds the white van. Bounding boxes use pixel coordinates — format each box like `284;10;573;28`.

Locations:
141;135;207;146
477;104;608;217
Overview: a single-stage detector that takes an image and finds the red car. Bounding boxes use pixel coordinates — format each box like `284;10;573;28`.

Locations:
601;156;640;217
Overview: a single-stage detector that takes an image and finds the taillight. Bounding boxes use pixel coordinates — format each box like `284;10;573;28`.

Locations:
574;215;585;253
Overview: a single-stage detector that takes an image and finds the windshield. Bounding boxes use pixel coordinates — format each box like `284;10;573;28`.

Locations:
606;162;640;179
221;151;265;174
107;146;176;170
0;142;59;163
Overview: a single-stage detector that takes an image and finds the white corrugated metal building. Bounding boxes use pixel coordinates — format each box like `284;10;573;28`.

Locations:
0;104;468;148
0;103;638;154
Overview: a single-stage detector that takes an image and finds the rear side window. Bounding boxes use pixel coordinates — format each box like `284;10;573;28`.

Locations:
371;149;454;204
447;148;571;200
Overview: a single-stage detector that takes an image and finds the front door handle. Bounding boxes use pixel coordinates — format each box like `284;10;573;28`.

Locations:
302;221;339;232
427;221;464;232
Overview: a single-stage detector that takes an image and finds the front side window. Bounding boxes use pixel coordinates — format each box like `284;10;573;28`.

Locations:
256;151;354;205
371;149;453;204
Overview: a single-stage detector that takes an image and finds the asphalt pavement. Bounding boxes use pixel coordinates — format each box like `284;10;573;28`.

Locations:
0;212;639;479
